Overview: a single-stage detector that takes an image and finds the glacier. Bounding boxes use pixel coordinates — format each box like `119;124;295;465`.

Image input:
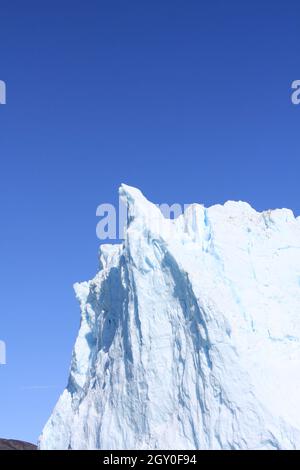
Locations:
39;185;300;450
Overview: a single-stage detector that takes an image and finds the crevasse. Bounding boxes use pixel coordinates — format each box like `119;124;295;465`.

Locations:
39;185;300;450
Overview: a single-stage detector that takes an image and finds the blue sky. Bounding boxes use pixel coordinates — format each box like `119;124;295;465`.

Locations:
0;0;299;443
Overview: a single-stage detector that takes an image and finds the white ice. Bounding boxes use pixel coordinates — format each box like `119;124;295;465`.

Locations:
39;185;300;449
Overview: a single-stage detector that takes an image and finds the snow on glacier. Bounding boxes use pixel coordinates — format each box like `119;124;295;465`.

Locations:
39;185;300;450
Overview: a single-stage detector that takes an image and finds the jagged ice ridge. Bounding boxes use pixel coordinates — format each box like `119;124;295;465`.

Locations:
39;185;300;449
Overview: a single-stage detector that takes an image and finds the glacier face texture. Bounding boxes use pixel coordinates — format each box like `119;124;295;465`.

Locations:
39;185;300;450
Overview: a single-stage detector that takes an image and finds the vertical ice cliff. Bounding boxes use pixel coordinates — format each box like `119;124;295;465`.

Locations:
39;185;300;449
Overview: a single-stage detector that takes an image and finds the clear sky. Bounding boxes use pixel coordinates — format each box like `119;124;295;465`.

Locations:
0;0;300;444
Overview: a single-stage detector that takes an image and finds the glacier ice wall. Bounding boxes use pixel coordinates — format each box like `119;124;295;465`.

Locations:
39;185;300;449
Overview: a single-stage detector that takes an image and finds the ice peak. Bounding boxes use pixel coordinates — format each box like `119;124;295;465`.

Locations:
39;186;300;450
119;184;165;239
119;183;146;205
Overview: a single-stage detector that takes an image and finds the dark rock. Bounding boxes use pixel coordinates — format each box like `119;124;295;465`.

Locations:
0;439;37;450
